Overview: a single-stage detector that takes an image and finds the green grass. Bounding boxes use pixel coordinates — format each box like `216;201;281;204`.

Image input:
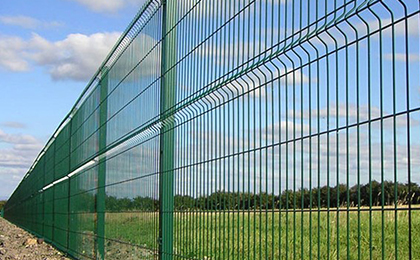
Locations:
102;207;419;259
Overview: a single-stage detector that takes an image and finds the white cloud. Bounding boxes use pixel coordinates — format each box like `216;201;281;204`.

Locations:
0;167;28;199
0;15;62;29
0;129;40;145
180;0;235;19
353;16;419;37
0;128;43;198
201;65;311;104
0;35;30;71
384;53;420;62
266;120;311;140
291;103;419;129
0;122;26;129
240;68;310;98
70;0;147;13
29;32;121;80
181;0;284;20
293;103;381;121
315;15;419;50
389;16;419;37
0;32;121;81
175;116;420;195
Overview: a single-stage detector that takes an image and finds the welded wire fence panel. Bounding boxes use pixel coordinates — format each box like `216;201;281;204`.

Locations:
167;0;420;259
4;1;164;259
3;0;420;259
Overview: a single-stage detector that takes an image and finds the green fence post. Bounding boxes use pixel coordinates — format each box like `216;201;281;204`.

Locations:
96;68;108;260
52;143;56;243
159;0;176;259
67;118;72;252
42;157;46;236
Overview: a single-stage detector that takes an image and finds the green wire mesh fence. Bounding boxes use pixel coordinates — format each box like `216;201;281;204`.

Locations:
4;0;420;259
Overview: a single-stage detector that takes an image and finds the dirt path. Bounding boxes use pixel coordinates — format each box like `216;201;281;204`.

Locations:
0;217;70;260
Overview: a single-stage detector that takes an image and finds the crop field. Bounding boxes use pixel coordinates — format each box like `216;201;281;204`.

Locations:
103;207;419;259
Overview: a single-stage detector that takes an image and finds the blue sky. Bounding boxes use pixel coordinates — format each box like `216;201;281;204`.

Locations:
1;0;419;200
0;0;147;199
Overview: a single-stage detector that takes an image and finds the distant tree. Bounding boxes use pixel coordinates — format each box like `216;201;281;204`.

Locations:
133;196;158;211
0;200;6;211
174;195;195;210
412;183;420;204
100;181;419;212
105;196;121;211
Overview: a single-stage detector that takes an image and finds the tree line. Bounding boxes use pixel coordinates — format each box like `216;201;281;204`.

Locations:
0;200;6;211
104;181;420;212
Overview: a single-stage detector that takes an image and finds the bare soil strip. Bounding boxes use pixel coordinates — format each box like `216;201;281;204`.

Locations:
0;217;70;260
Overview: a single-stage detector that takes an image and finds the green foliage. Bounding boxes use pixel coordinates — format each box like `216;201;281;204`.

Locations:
0;200;6;211
102;181;420;212
105;195;158;212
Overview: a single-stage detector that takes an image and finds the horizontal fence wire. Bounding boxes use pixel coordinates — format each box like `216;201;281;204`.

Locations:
3;0;420;259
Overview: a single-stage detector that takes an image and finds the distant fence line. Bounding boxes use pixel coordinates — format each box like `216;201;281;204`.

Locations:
4;0;420;259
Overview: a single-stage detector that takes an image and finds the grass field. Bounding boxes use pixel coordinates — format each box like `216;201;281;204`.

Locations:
103;207;420;259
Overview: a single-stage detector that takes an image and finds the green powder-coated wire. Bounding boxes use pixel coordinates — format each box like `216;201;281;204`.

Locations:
3;1;420;259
